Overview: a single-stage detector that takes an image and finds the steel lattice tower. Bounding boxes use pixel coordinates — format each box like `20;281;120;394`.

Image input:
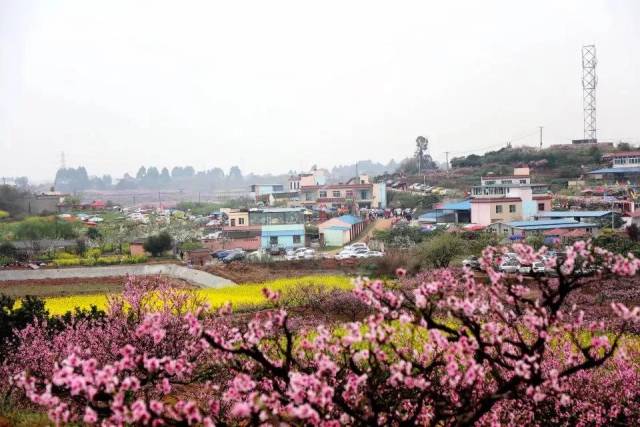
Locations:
582;45;597;141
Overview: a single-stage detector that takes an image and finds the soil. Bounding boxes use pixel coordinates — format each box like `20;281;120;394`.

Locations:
0;275;195;298
200;259;364;284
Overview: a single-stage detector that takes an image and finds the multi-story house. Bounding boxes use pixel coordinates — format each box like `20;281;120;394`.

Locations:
589;151;640;183
470;167;552;226
300;182;387;210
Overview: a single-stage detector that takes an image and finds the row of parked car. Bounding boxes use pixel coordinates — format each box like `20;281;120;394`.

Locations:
335;243;384;260
462;253;548;275
408;184;448;195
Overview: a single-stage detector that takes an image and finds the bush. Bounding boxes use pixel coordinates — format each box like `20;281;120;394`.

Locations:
143;232;173;257
0;241;17;261
415;232;466;268
55;252;79;260
85;247;102;259
53;258;81;267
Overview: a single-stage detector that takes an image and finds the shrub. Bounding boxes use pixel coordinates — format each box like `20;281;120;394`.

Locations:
143;232;173;257
10;242;640;426
85;248;102;259
53;258;81;267
0;241;17;261
415;232;466;268
55;252;79;260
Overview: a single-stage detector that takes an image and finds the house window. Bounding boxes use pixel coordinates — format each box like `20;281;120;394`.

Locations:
520;179;527;184
319;191;327;198
305;192;313;201
269;236;278;245
509;204;516;213
538;203;545;211
495;205;503;214
230;219;236;226
332;191;341;198
239;218;245;225
293;235;301;244
360;190;368;199
345;190;353;197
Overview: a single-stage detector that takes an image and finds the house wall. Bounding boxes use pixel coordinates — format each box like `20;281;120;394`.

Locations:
130;243;145;256
471;202;492;225
260;224;305;249
228;211;249;227
322;228;350;246
372;183;387;208
202;237;261;252
472;201;522;225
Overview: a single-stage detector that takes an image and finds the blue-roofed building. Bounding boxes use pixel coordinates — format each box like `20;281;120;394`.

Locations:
536;210;615;224
588;151;640;182
419;200;472;224
488;218;600;237
318;214;366;246
261;224;306;250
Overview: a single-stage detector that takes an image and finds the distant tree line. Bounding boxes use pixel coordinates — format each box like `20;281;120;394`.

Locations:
53;165;259;192
53;159;401;193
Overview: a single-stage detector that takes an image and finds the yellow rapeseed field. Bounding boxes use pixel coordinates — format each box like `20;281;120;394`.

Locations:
39;275;353;315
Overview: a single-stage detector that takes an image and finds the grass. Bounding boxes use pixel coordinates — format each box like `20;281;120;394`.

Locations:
36;275;353;315
0;282;124;298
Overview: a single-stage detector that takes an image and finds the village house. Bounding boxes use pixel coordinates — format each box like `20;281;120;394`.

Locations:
318;214;366;247
299;181;387;210
470;167;552;226
588;151;640;183
488;218;600;238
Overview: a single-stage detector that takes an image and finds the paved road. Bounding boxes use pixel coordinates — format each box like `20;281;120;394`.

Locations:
0;264;235;289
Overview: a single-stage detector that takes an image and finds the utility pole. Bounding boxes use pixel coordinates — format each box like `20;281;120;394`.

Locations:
445;151;450;171
539;126;543;150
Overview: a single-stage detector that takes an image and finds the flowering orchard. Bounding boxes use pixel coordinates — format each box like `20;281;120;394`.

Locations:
7;241;640;426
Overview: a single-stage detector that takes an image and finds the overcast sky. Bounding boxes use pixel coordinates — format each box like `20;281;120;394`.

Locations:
1;0;639;182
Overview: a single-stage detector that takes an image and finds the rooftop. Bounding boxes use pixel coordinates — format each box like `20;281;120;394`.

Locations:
249;207;305;213
435;200;471;211
335;214;363;225
504;219;600;231
588;167;640;174
602;151;640;159
537;210;612;218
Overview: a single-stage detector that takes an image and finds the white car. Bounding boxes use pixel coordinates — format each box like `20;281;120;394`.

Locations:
532;261;546;274
499;259;520;274
335;250;358;260
297;248;316;260
347;243;369;251
357;251;384;258
518;264;532;274
285;248;308;260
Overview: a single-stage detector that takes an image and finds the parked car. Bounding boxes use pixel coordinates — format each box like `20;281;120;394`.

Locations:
462;256;481;270
531;261;546;274
518;263;532;274
222;250;246;264
356;250;384;258
348;243;369;251
335;250;358;260
285;247;316;260
268;245;284;256
499;259;520;274
212;249;235;259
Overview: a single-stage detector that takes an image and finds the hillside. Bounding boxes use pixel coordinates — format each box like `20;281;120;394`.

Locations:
398;143;630;192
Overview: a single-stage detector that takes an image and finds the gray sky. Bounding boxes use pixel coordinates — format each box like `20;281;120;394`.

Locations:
1;0;639;182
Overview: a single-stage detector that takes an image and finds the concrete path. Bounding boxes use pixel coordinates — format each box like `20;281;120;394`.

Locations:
0;264;235;289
